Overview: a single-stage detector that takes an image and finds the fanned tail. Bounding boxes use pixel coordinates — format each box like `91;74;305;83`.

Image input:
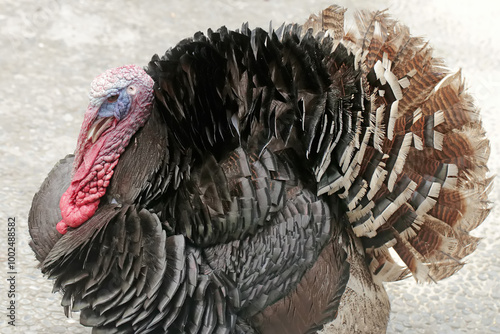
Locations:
306;6;492;283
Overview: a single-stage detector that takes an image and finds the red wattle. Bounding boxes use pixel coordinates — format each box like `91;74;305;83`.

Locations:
72;138;106;182
57;134;109;235
56;221;68;234
58;181;101;234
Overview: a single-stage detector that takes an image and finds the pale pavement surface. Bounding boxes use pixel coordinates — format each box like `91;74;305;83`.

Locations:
1;0;499;333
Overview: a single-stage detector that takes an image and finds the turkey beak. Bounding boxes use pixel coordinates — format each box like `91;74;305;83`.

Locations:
87;117;114;143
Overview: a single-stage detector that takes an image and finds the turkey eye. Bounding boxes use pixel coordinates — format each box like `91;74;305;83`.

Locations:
107;95;119;103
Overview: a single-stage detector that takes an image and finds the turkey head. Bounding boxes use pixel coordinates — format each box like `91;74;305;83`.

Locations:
56;65;154;234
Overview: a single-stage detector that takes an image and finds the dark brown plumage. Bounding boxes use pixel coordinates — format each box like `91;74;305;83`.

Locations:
29;5;491;334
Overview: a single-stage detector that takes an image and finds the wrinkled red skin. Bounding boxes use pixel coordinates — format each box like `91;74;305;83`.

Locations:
56;129;115;234
56;65;154;234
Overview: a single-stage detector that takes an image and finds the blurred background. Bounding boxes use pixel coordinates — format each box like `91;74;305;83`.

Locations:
1;0;499;333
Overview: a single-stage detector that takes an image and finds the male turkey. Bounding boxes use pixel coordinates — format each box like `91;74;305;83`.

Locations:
29;5;491;334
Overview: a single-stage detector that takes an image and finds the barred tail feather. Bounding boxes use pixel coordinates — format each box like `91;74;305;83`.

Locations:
306;6;492;283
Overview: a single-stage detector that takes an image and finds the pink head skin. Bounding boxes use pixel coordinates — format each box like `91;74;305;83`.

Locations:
56;65;154;234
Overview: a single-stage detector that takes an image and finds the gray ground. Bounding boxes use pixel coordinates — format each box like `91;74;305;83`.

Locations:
1;0;499;333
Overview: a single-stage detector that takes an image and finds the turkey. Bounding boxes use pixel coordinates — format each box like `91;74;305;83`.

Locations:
29;4;491;334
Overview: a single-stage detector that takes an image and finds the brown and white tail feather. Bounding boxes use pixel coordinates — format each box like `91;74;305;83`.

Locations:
307;6;492;283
